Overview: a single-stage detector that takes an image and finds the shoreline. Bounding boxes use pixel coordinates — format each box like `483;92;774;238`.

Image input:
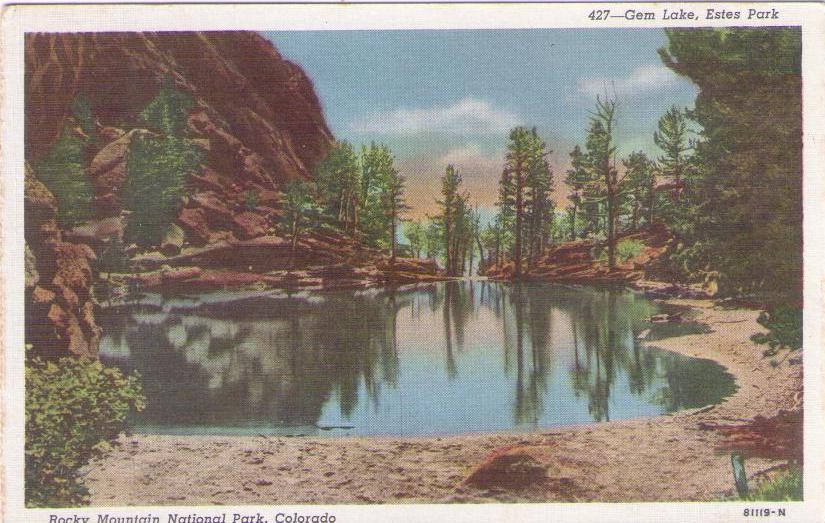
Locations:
85;292;802;505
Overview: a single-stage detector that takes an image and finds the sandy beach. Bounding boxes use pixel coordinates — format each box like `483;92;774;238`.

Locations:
85;298;802;505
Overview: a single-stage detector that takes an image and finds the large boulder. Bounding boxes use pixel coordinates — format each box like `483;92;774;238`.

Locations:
231;211;269;240
177;207;212;246
464;448;548;489
160;223;186;256
88;128;156;217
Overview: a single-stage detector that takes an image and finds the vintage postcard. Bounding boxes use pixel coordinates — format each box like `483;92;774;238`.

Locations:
2;2;824;522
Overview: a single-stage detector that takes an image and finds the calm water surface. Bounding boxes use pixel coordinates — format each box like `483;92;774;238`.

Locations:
99;281;735;436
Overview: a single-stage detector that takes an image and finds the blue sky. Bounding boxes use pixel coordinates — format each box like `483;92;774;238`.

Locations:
264;29;698;216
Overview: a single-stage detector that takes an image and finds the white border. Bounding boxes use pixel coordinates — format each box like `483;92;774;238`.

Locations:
3;3;825;522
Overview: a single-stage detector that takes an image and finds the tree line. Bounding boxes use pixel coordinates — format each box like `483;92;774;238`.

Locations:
33;27;801;307
396;98;689;279
403;27;802;309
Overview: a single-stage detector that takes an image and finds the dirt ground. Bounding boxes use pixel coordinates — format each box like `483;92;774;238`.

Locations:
85;298;802;505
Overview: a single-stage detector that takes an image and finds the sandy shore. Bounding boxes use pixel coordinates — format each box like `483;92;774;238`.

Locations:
85;298;802;504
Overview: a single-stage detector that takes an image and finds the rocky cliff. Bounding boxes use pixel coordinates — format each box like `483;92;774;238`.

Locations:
24;31;442;358
26;31;333;232
25;164;100;359
24;31;338;358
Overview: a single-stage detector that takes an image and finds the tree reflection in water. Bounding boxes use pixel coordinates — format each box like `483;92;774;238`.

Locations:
98;282;735;436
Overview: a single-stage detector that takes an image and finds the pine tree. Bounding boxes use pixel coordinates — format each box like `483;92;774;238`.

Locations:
34;95;98;228
585;96;621;270
383;167;407;267
653;106;691;190
123;81;202;247
280;180;320;270
564;145;588;240
315;141;361;232
34;129;94;228
502;127;534;278
659;28;802;302
359;143;399;248
523;128;554;268
403;220;426;258
622;151;655;230
436;165;462;275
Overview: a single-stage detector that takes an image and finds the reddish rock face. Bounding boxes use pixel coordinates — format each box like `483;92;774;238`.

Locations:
484;224;672;284
25;32;336;357
25;166;100;359
26;31;332;175
88;128;156;217
25;31;334;246
232;211;271;240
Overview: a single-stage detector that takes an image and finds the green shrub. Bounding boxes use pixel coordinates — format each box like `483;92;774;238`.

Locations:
34;130;94;228
617;239;645;261
25;355;145;507
244;188;260;211
745;467;802;501
750;306;803;353
593;239;646;263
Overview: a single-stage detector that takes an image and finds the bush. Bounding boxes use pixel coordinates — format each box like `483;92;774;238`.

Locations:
244;188;260;211
26;355;145;507
750;306;803;353
745;467;802;501
616;239;645;261
593;238;646;263
34;130;94;228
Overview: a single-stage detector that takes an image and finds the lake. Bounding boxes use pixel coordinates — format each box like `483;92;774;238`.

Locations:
99;281;736;437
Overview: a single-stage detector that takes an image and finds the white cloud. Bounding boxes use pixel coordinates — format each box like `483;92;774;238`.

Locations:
577;64;678;98
349;97;523;135
436;144;502;179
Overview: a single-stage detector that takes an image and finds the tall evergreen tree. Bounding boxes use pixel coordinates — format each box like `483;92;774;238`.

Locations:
436;165;462;276
359;143;399;248
623;151;656;230
501;127;534;277
523;129;554;267
659;28;802;302
123;81;202;247
653;106;691;190
34;95;100;228
315;141;361;232
585;96;621;270
34;129;94;228
383;167;407;267
564;145;588;241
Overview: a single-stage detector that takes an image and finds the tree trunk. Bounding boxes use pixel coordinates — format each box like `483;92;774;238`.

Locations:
495;232;501;266
647;179;656;227
514;164;524;278
607;186;616;271
570;203;577;241
390;204;397;269
475;233;484;275
444;213;453;276
289;217;300;271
